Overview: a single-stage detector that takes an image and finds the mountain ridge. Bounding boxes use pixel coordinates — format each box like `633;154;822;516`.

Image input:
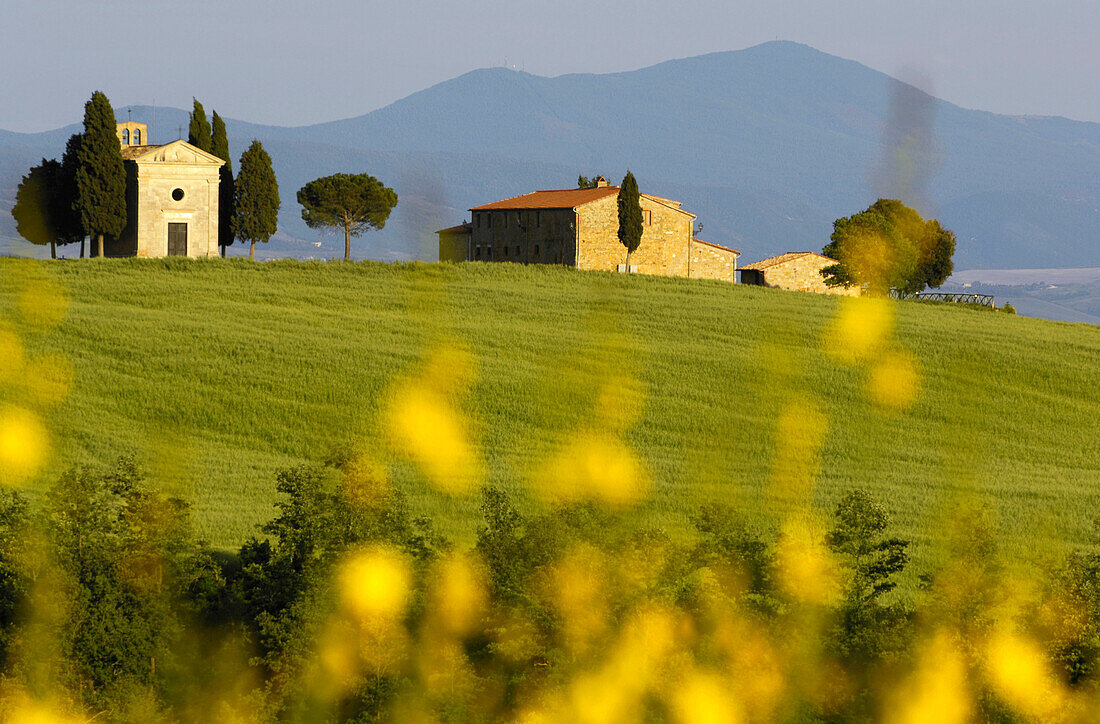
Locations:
2;41;1098;269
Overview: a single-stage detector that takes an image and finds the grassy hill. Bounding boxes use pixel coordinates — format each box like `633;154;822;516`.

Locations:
2;259;1098;572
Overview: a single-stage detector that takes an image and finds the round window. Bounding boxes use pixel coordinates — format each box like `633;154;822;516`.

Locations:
171;188;185;201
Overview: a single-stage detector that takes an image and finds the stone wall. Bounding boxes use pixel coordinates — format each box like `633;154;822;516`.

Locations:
576;195;693;276
438;231;470;262
689;240;738;282
762;254;860;295
468;208;576;266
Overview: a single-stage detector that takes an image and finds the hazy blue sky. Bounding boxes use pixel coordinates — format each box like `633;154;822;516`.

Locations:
2;0;1098;132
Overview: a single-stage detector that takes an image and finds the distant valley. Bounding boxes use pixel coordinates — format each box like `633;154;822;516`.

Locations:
2;41;1098;275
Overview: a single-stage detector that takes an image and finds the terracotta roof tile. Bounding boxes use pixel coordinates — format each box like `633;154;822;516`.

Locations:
739;251;836;271
471;186;619;210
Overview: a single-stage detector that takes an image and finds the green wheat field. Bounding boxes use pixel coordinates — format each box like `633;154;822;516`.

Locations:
3;258;1098;570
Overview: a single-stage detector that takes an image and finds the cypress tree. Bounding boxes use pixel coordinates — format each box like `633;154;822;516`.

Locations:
75;91;126;257
60;134;86;257
233;140;280;260
211;111;235;257
187;99;213;153
617;171;643;268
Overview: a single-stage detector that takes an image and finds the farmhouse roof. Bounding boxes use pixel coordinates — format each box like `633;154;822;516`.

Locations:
739;251;836;271
693;238;740;254
471;186;620;210
436;223;472;235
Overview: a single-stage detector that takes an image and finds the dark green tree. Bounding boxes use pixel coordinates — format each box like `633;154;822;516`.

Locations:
825;489;910;662
233;140;280;260
211;111;235;257
75;91;127;257
60;133;87;257
821;199;956;295
187;98;213;153
297;173;398;261
577;174;607;189
617;171;643;267
12;159;64;258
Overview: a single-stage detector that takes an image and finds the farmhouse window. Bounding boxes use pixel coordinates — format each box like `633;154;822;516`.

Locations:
122;129;129;144
133;128;141;144
533;244;540;257
536;211;541;227
514;245;520;257
643;209;652;226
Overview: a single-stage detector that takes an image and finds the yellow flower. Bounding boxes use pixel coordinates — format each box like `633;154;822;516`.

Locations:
886;631;972;724
538;433;649;506
867;349;921;410
825;296;895;363
385;385;483;495
0;324;25;381
672;673;742;724
0;405;49;485
338;546;411;622
985;628;1066;720
776;519;840;605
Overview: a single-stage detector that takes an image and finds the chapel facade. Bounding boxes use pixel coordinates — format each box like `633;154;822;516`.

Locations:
104;122;224;258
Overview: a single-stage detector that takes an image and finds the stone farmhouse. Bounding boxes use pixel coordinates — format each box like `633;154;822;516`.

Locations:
738;251;859;295
103;122;224;258
437;178;739;282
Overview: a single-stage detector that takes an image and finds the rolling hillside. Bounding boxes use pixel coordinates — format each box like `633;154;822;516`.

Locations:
2;259;1098;566
2;42;1098;269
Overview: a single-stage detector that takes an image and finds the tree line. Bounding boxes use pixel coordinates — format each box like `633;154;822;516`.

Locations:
12;92;397;262
0;456;1098;721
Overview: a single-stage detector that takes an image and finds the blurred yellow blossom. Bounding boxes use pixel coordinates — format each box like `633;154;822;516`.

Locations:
0;405;49;485
338;545;411;622
769;398;828;505
385;385;482;495
985;628;1066;721
537;433;649;506
867;349;921;410
886;630;972;724
776;519;840;605
672;672;742;724
551;546;609;655
21;354;74;408
17;276;69;331
0;324;25;382
428;553;488;636
825;296;895;363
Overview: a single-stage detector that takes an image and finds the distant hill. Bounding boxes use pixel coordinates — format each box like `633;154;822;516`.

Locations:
3;41;1098;268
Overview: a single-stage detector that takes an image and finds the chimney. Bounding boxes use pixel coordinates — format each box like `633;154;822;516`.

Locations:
596;176;609;188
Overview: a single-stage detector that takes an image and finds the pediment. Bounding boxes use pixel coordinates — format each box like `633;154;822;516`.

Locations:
133;140;225;166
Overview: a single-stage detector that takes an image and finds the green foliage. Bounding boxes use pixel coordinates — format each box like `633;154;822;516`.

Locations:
75;91;127;256
577;175;605;189
826;490;911;663
297;173;398;261
187;99;213;153
0;490;29;667
211;111;235;254
617;171;643;265
1002;302;1017;315
822;199;956;295
12;159;64;257
233;140;280;259
60;133;86;256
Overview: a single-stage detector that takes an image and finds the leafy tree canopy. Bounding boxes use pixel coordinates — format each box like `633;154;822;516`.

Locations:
297;173;398;261
822;199;956;295
577;174;607;189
